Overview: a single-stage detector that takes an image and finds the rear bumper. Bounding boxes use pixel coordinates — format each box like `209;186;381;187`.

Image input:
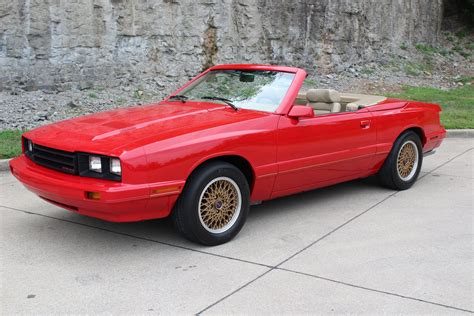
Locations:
423;150;436;157
9;155;182;222
423;127;446;154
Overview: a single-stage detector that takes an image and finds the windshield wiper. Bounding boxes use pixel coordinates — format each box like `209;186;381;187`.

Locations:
201;96;238;111
168;94;188;103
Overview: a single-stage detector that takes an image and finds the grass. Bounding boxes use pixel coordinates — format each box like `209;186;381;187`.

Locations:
0;130;24;159
388;85;474;129
0;84;472;158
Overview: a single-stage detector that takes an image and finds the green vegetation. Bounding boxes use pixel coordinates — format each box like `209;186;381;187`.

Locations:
361;67;375;75
88;92;97;98
455;76;474;84
303;78;317;86
439;48;451;57
0;129;24;159
456;29;468;39
86;86;106;99
1;83;472;159
302;77;318;90
402;60;433;77
388;84;474;129
387;53;435;78
133;89;144;99
452;44;471;58
116;97;126;105
446;33;456;42
411;38;473;60
415;44;439;55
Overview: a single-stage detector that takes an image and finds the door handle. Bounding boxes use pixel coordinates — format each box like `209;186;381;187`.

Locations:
360;120;371;129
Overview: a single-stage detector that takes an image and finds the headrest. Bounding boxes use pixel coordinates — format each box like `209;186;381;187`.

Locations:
306;89;341;103
346;102;359;111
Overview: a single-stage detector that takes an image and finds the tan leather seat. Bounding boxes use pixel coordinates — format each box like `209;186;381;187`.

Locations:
295;91;307;105
342;93;387;112
306;89;341;114
346;102;359;111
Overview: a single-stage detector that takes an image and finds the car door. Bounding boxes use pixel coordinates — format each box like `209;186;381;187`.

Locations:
272;109;377;197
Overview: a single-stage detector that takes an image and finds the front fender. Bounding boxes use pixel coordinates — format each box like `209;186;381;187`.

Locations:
143;115;279;184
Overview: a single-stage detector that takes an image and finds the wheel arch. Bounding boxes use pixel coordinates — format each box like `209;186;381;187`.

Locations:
188;154;255;193
399;126;426;145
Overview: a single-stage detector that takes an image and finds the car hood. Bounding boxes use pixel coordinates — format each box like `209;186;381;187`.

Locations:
24;101;271;156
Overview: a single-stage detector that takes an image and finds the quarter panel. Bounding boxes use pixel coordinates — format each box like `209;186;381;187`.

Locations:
370;101;445;172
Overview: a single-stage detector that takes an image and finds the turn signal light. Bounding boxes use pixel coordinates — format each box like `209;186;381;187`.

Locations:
86;191;101;200
151;186;180;195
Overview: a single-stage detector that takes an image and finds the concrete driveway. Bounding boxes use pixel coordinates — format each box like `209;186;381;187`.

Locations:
1;138;472;314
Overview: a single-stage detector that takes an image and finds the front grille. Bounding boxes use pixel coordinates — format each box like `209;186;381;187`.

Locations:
25;141;77;175
23;138;121;181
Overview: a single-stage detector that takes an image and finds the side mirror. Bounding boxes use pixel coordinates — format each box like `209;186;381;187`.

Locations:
288;105;314;119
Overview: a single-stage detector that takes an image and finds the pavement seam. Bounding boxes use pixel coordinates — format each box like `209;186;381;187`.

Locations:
199;147;474;313
419;147;473;181
6;199;470;315
197;191;399;314
277;268;474;314
273;146;473;269
2;147;472;314
0;205;273;270
274;191;398;268
0;205;275;315
196;268;274;315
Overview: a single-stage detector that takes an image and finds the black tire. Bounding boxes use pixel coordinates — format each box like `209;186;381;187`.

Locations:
172;161;250;246
377;131;423;190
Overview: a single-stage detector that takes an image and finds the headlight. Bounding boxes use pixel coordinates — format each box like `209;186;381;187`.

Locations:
23;138;33;153
78;153;122;181
110;158;121;175
89;156;102;173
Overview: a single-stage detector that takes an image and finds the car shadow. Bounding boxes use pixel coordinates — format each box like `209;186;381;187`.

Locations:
23;175;391;249
247;175;386;218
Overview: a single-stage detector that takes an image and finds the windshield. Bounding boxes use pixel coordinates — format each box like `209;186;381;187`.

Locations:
177;70;296;112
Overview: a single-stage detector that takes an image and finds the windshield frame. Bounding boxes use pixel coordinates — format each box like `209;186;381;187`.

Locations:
164;64;307;115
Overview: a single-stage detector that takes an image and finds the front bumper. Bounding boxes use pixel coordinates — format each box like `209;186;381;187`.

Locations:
9;155;182;222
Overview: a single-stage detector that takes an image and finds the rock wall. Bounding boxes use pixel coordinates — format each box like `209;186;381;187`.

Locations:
0;0;444;91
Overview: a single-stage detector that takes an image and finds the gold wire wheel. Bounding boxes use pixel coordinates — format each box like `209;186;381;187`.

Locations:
397;140;419;180
198;177;242;233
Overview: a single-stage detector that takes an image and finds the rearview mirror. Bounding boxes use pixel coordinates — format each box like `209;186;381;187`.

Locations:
288;105;314;119
239;73;255;82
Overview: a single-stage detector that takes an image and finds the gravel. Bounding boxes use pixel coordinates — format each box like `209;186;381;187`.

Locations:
0;82;178;130
1;44;472;131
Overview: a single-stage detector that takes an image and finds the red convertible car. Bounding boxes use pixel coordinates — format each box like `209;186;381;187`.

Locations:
10;64;446;245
